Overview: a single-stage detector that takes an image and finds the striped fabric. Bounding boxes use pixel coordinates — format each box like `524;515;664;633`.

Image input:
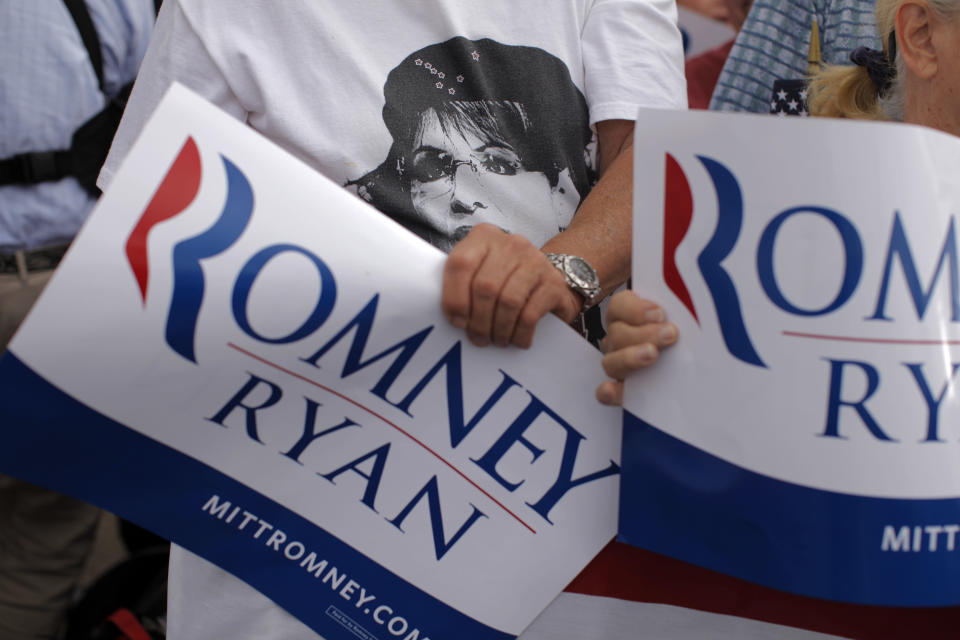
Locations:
709;0;878;113
537;541;960;639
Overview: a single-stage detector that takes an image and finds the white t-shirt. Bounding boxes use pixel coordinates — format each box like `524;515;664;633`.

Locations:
101;0;686;637
102;0;685;249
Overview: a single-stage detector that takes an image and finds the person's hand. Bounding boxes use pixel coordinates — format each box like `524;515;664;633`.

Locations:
442;224;581;349
596;290;678;406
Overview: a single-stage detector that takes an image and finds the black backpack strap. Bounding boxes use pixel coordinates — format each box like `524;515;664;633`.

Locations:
0;2;132;194
62;0;106;94
0;151;75;186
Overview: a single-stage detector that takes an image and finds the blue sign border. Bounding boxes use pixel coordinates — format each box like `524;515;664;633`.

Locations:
0;352;512;639
618;410;960;607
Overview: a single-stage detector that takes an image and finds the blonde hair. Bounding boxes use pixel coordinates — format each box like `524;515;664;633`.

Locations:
808;0;957;120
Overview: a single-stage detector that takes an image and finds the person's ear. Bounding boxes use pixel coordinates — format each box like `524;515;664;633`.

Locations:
721;0;752;31
897;1;938;80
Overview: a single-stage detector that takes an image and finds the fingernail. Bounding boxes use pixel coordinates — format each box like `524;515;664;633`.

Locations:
469;332;490;347
637;343;656;363
449;315;467;329
596;383;612;405
645;308;665;323
659;324;677;342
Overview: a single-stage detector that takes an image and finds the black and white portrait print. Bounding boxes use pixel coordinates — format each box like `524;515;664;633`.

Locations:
350;37;595;253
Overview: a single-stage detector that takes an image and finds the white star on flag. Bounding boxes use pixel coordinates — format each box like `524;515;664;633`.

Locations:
787;99;799;111
800;88;808;100
777;89;788;101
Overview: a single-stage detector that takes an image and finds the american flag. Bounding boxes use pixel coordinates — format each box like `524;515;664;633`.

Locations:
517;541;960;639
770;78;810;117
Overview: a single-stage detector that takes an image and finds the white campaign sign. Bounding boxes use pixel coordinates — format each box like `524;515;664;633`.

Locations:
0;84;621;639
619;108;960;607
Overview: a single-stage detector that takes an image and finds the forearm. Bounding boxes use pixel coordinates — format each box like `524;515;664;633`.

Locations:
541;120;634;301
440;121;637;347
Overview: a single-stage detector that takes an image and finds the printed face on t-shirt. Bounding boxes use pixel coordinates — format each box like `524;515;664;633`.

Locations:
348;37;593;253
405;108;574;249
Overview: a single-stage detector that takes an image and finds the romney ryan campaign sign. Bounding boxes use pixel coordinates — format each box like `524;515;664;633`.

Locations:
622;108;960;607
0;84;622;640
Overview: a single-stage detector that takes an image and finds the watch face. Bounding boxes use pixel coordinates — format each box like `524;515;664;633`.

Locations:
567;256;597;285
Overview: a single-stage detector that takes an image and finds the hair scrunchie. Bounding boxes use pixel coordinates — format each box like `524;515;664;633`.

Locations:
850;45;896;97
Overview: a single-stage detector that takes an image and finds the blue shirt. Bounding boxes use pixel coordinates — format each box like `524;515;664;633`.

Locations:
709;0;879;113
0;0;154;252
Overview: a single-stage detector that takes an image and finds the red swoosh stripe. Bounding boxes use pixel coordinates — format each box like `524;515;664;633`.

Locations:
663;153;698;323
125;137;202;303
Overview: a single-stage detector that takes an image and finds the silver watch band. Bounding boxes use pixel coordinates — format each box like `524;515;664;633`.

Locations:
545;253;602;308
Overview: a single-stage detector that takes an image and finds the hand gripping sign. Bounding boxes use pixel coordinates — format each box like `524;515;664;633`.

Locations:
622;108;960;607
0;84;622;639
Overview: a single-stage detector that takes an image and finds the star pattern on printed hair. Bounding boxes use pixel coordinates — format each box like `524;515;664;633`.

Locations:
415;59;423;66
438;72;445;79
436;81;443;89
456;75;464;83
449;88;456;95
471;50;479;60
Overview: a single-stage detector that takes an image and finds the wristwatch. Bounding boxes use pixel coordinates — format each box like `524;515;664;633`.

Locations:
545;253;602;309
